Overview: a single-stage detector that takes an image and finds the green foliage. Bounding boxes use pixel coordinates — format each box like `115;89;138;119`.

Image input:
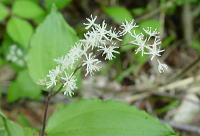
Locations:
176;0;199;5
103;7;133;23
46;99;176;136
28;6;78;83
0;115;37;136
132;8;146;16
0;3;9;22
7;70;41;102
192;39;200;53
7;17;33;48
45;0;73;10
12;0;45;19
140;20;160;30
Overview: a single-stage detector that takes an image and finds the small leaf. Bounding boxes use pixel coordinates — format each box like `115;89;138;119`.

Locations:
132;8;146;16
28;6;78;83
12;0;45;19
192;39;200;53
140;20;160;30
45;0;73;10
0;3;9;22
7;70;41;102
46;99;176;136
104;7;133;23
7;17;33;48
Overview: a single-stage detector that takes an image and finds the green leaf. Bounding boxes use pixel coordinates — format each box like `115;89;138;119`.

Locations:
0;3;9;22
7;70;41;102
192;39;200;53
7;17;33;48
104;7;133;23
6;120;24;136
28;7;78;83
46;99;176;136
45;0;73;10
0;116;37;136
23;128;38;136
132;8;146;16
0;0;12;4
12;0;45;19
140;20;160;30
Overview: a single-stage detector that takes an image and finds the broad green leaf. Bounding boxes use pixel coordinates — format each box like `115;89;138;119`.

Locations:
104;7;133;23
0;3;9;22
7;17;33;48
46;99;176;136
7;70;41;102
28;6;78;83
45;0;73;10
6;120;24;136
0;116;37;136
12;0;45;19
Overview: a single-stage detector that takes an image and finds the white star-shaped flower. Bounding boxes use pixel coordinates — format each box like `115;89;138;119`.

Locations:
95;21;109;40
145;38;164;60
157;60;168;73
46;66;61;88
120;20;138;35
143;27;159;38
108;27;121;41
82;53;101;76
134;38;147;56
61;73;77;96
98;44;119;60
83;14;97;29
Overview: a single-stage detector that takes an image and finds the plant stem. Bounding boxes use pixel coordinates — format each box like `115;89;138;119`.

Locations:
40;93;51;136
39;65;82;136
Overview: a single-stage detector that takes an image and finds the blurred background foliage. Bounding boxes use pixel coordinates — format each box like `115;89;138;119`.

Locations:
0;0;200;135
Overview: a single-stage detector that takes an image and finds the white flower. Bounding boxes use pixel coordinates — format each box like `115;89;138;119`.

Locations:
6;44;26;67
145;38;164;60
157;60;168;73
134;38;147;56
61;72;77;96
46;66;61;88
108;27;121;41
83;14;97;29
95;21;109;40
54;44;83;70
143;27;159;38
82;53;101;76
81;29;103;49
68;43;83;60
98;44;119;60
120;20;138;35
63;88;75;97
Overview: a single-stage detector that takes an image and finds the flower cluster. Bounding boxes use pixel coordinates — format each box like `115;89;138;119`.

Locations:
6;44;27;67
39;15;168;96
